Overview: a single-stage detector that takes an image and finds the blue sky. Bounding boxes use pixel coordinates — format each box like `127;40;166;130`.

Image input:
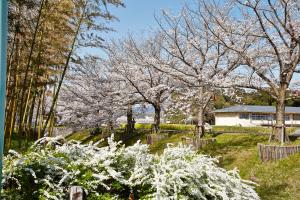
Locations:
103;0;193;41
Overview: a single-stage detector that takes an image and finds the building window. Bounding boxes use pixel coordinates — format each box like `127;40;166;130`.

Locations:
251;114;271;121
294;114;300;121
285;115;290;121
239;113;249;119
251;114;290;121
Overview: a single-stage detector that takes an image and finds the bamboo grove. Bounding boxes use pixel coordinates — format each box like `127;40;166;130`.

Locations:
4;0;123;150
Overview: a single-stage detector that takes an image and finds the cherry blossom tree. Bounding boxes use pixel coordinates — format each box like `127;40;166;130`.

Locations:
107;35;175;133
58;56;125;130
111;76;143;134
157;6;240;138
202;0;300;142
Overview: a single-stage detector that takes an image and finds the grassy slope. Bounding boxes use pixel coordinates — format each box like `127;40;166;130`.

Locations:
65;129;91;141
67;125;300;200
132;123;297;133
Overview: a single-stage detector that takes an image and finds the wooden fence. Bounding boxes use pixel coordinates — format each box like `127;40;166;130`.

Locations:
146;134;168;145
257;143;300;162
181;137;216;149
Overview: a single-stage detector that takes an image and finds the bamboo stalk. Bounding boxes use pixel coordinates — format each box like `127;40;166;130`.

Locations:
17;0;45;136
38;88;45;140
34;90;42;139
41;2;87;135
4;16;21;143
48;83;57;137
27;89;37;131
20;77;33;130
7;97;17;150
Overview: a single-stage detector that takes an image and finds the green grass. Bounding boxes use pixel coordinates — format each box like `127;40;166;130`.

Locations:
159;124;195;131
198;133;300;200
253;154;300;200
65;128;152;147
212;126;297;134
130;123;195;131
127;123;298;135
65;129;91;141
5;133;36;154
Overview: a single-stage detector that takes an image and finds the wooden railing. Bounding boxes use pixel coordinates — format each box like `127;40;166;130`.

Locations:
146;133;168;145
257;143;300;162
181;137;216;149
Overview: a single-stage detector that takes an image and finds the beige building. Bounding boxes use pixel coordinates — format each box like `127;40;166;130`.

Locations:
214;105;300;126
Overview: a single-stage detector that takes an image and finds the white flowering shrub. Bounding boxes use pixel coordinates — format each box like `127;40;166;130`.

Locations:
148;144;259;200
2;135;259;200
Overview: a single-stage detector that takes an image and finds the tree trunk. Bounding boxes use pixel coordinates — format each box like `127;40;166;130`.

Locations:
275;89;288;143
196;106;205;139
154;105;160;134
107;114;114;133
127;104;133;134
196;87;205;138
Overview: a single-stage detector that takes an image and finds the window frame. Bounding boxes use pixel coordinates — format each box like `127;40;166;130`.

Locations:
239;113;250;119
251;113;271;121
293;114;300;121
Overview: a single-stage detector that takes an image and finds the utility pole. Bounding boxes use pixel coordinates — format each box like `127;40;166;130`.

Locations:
0;0;8;191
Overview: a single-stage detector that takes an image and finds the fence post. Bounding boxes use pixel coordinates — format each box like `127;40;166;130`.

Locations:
129;191;134;200
70;186;85;200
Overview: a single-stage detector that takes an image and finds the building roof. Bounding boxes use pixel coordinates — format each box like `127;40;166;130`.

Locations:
214;105;300;114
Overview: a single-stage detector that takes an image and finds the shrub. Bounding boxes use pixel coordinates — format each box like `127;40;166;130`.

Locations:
2;136;259;200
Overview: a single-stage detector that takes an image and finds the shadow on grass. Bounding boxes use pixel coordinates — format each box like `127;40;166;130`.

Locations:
257;183;289;200
200;133;268;157
219;155;236;167
117;129;151;146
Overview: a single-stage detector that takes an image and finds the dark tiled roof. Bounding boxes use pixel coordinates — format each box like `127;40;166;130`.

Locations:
214;105;300;114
